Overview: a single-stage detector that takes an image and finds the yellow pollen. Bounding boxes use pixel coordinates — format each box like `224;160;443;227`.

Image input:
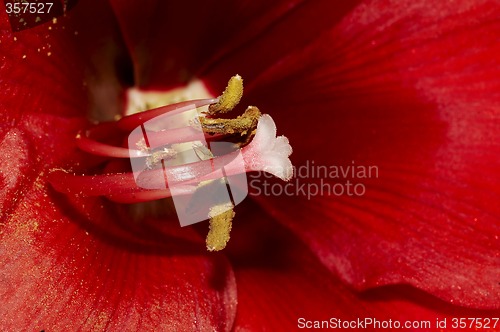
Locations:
206;203;235;251
207;75;243;115
199;75;262;251
146;148;176;168
201;106;261;136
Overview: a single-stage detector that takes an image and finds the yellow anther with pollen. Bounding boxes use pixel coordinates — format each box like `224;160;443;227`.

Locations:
206;202;235;251
201;106;261;136
208;75;243;115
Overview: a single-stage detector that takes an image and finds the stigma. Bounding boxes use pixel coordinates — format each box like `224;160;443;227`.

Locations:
48;75;293;251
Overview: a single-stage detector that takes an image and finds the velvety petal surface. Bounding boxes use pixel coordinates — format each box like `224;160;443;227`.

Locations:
107;0;362;91
0;4;237;330
0;116;237;331
3;0;498;329
246;0;500;308
229;202;500;331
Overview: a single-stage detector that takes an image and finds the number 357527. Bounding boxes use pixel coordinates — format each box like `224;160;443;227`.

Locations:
5;2;53;14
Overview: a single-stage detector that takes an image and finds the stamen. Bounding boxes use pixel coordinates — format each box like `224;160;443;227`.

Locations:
49;75;293;253
76;129;149;159
118;98;217;131
207;75;243;115
206;202;235;251
201;106;261;136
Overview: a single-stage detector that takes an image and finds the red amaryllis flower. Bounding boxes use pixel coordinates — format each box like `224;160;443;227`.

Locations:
1;0;499;330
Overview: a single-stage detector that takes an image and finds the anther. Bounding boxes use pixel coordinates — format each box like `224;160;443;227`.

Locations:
207;75;243;115
206;202;235;251
201;106;261;136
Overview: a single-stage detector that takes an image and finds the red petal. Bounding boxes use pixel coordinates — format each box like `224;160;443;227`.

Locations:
0;114;237;330
0;0;131;122
107;0;362;91
0;129;31;220
248;0;500;308
1;5;238;328
229;203;500;330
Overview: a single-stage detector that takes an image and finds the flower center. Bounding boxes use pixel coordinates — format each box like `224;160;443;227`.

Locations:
125;79;213;116
48;76;293;251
